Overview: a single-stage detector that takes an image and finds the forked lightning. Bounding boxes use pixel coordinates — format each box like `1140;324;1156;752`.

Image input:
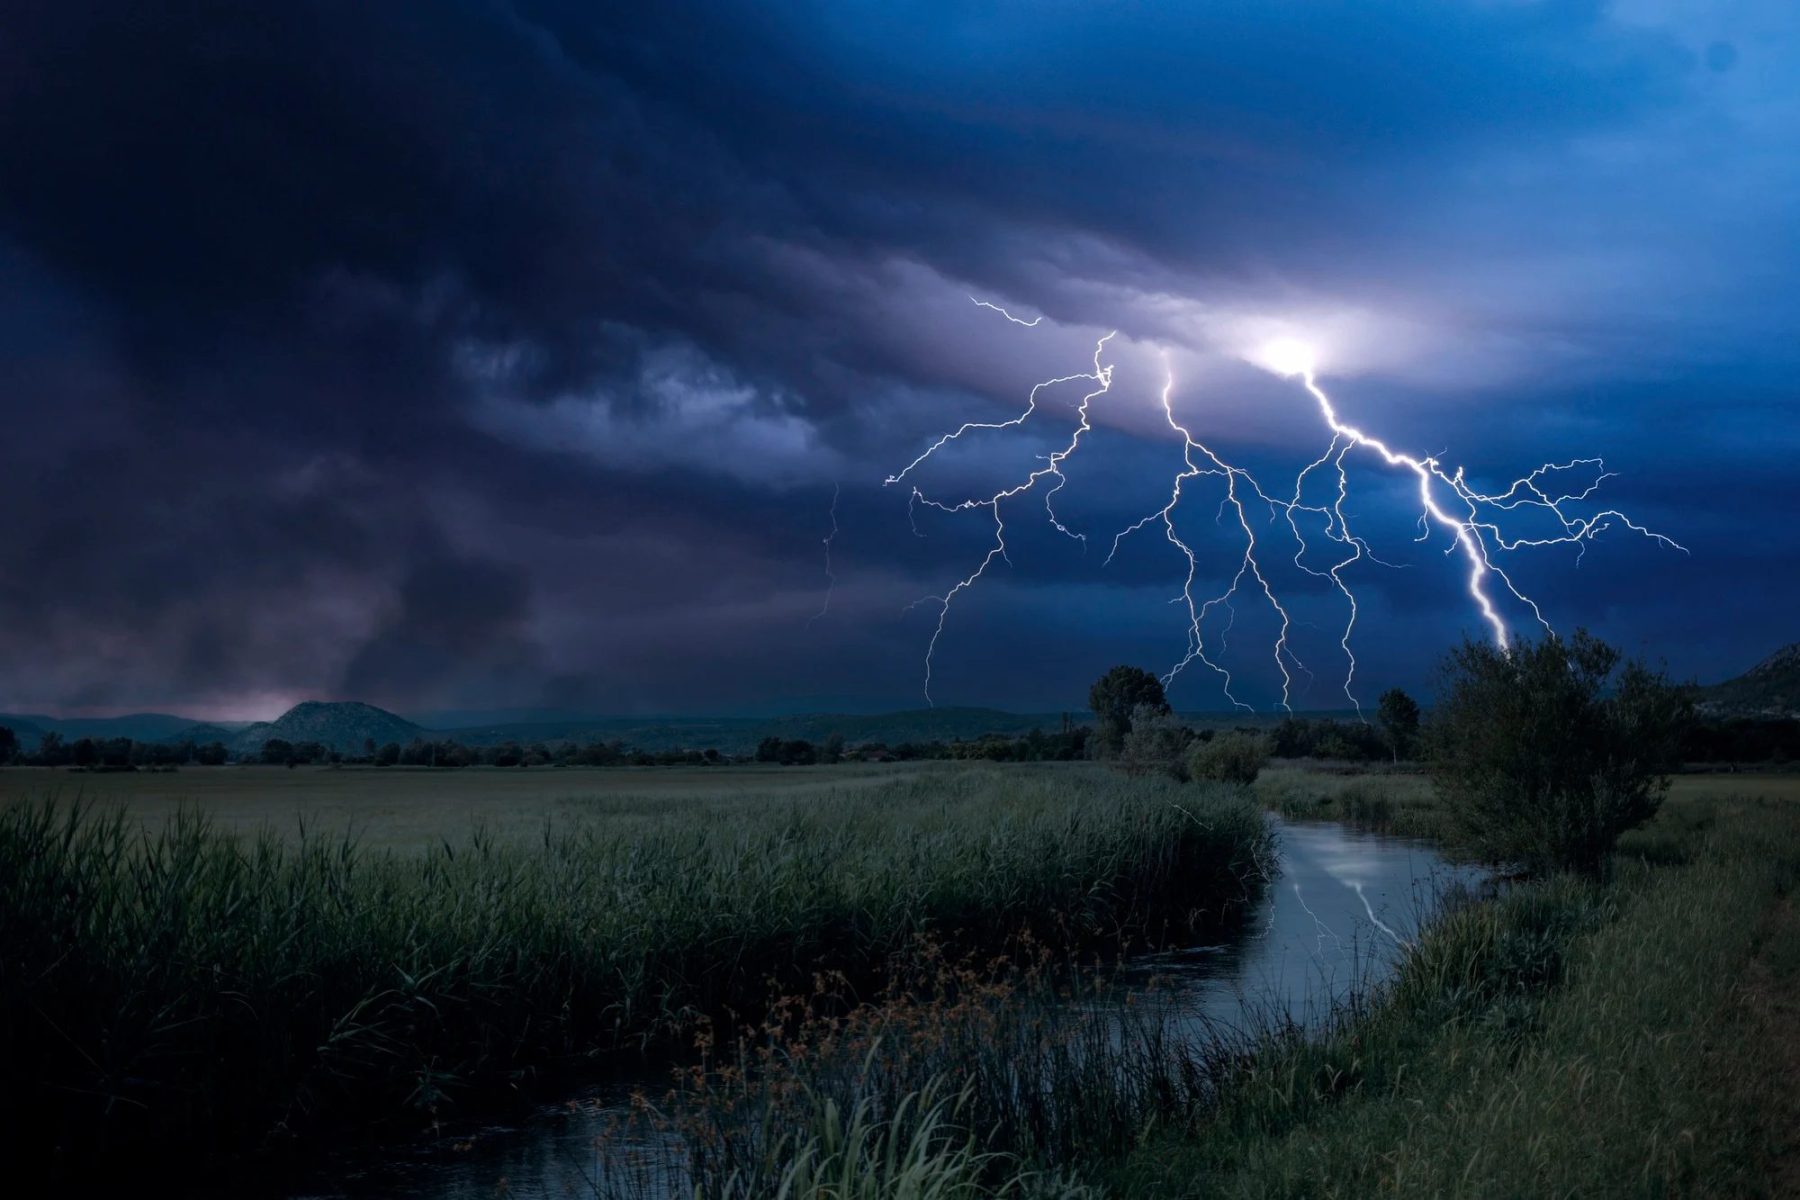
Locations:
890;301;1685;710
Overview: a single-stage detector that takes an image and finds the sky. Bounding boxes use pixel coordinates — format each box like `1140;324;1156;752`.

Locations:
1;0;1795;719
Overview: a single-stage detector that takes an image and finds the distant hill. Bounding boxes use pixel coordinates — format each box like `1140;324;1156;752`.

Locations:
1698;643;1800;718
231;701;425;756
0;715;48;746
163;723;238;746
0;711;199;746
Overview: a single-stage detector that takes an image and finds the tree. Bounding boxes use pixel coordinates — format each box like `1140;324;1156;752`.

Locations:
376;741;401;766
1187;731;1270;786
822;732;846;765
196;741;228;766
1427;630;1691;877
1377;687;1421;763
1088;666;1170;759
0;725;17;765
36;731;66;766
260;738;296;766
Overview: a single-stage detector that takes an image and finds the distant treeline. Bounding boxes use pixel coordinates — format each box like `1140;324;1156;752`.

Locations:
0;725;1092;769
1;714;1793;770
1682;716;1800;764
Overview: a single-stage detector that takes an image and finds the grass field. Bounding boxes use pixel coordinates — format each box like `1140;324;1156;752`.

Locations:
0;761;946;848
0;762;1268;1186
1256;762;1800;844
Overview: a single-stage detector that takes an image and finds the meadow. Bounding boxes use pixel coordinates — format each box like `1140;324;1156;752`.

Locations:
0;761;942;848
0;762;1269;1183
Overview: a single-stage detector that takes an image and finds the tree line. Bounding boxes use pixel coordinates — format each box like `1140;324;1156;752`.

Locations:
0;658;1788;779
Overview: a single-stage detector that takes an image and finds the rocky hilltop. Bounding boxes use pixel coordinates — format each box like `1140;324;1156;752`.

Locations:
1698;643;1800;718
229;701;424;756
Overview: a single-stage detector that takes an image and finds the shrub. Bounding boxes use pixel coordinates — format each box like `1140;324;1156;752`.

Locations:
1426;630;1690;876
1119;705;1193;780
1188;731;1270;785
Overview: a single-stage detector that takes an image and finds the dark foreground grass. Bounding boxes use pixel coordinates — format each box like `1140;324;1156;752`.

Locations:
647;785;1800;1199
0;766;1268;1182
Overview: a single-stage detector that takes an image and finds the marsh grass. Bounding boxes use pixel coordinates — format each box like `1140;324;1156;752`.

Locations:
0;766;1268;1179
597;935;1258;1200
637;786;1800;1199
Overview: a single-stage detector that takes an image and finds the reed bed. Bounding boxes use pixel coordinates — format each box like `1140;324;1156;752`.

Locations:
0;765;1268;1179
1256;767;1446;842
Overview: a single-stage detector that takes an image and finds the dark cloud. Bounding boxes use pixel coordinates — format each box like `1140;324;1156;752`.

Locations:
0;1;1794;714
340;555;540;708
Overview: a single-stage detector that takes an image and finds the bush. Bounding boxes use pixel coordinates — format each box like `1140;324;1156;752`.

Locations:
1187;731;1270;785
1119;705;1194;780
1426;630;1690;876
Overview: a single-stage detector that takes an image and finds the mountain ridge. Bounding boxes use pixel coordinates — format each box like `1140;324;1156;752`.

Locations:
1697;642;1800;718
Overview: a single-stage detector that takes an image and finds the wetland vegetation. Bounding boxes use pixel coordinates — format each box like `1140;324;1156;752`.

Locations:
0;764;1268;1183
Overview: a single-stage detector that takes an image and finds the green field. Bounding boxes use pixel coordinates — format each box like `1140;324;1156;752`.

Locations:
0;761;949;848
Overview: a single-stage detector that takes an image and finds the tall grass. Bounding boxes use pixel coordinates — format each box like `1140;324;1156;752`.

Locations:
0;766;1268;1178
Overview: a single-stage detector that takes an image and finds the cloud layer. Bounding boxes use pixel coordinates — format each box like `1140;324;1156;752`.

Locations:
1;1;1794;715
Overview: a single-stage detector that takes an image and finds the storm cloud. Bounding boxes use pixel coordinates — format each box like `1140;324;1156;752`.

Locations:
1;1;1794;716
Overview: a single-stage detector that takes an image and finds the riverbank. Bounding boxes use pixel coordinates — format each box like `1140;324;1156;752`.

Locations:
0;765;1269;1186
1110;786;1800;1195
636;776;1800;1198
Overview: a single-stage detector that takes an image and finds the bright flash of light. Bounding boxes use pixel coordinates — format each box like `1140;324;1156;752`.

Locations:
1256;336;1317;378
890;299;1686;710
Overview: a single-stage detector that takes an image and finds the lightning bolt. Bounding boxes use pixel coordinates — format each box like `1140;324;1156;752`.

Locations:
1107;358;1305;711
968;296;1043;326
889;303;1113;704
808;482;840;625
890;302;1686;709
1290;365;1686;664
